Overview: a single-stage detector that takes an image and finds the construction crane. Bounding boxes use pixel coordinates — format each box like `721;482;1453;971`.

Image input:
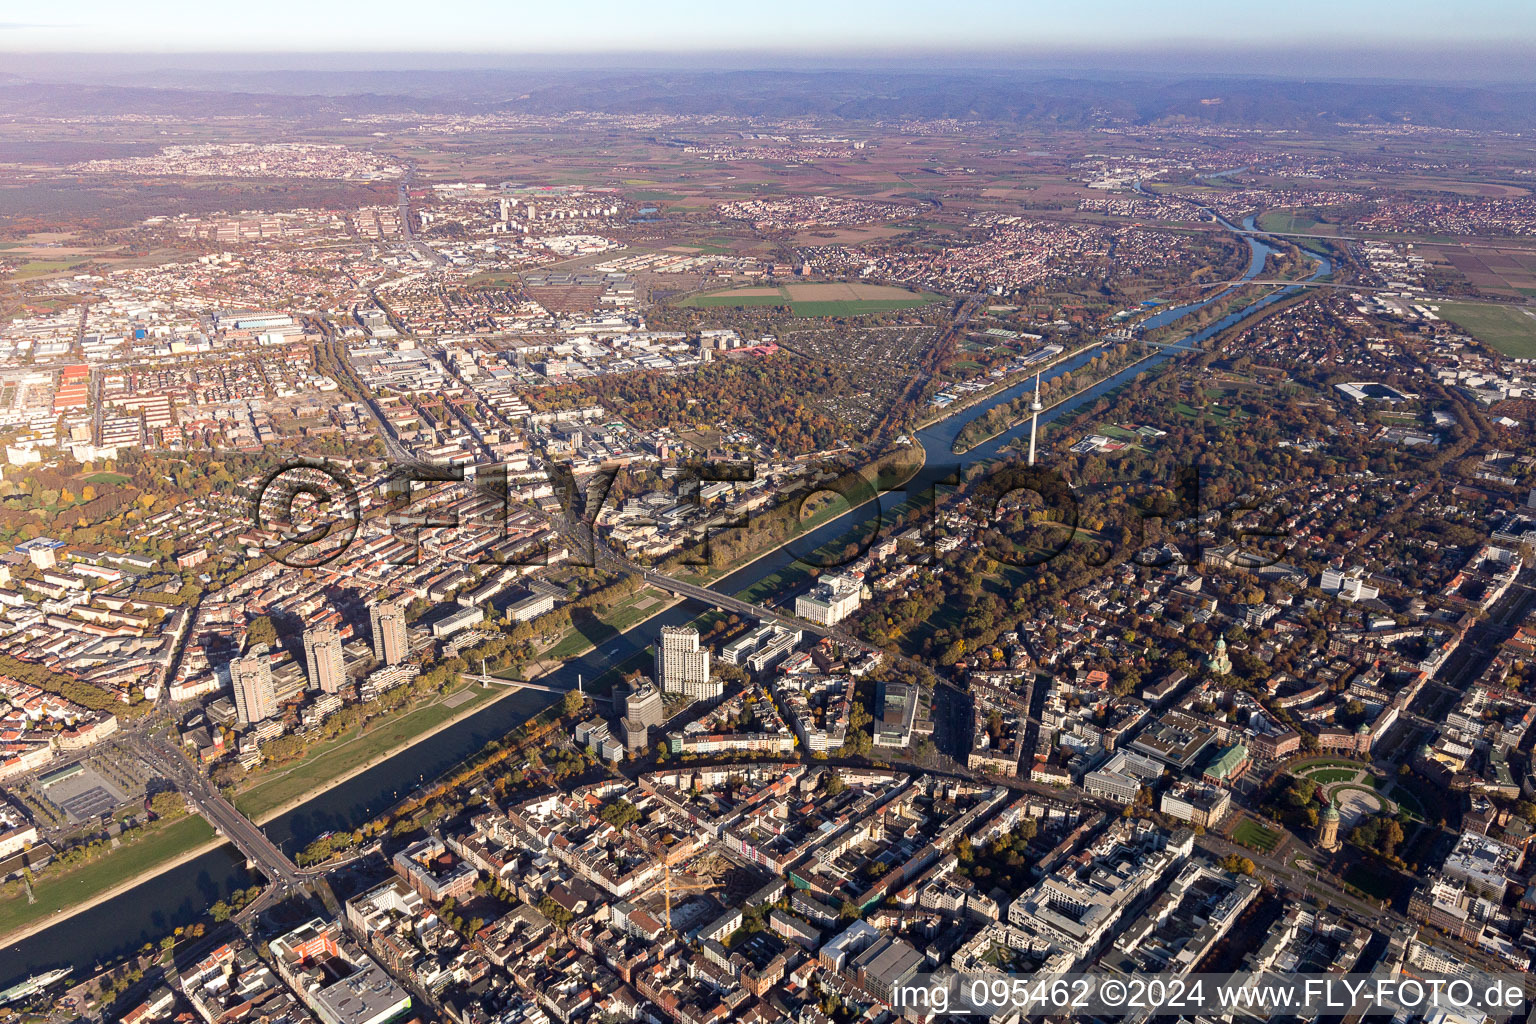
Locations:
660;870;714;932
640;834;715;930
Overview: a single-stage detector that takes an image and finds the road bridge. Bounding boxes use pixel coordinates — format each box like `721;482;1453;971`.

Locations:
134;737;305;889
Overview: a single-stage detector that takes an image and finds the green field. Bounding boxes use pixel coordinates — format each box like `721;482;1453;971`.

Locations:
234;682;505;820
11;259;82;280
85;471;132;486
1291;757;1366;771
1257;210;1326;234
1232;818;1282;853
679;286;943;317
1436;302;1536;358
582;648;653;693
784;299;940;317
684;293;789;308
0;815;217;939
1174;402;1243;423
1095;424;1144;441
1388;784;1429;820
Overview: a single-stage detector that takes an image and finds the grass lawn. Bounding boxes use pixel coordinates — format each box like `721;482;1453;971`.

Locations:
1435;302;1536;358
11;259;82;280
584;649;653;693
0;814;216;939
733;562;815;608
541;588;672;661
786;298;939;316
234;683;501;820
1095;424;1143;441
1387;784;1429;821
682;293;790;308
1232;818;1282;853
1302;768;1358;785
1292;757;1366;771
683;480;896;590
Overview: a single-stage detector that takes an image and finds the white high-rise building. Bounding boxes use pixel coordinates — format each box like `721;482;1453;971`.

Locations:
371;601;408;666
303;624;346;693
655;626;719;700
231;645;278;725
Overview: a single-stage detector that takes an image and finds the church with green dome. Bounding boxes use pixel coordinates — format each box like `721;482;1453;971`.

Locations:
1206;633;1231;676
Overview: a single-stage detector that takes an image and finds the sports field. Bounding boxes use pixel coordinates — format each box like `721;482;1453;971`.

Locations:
1435;301;1536;358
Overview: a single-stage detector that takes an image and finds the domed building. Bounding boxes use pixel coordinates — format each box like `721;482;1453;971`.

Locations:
1206;633;1232;676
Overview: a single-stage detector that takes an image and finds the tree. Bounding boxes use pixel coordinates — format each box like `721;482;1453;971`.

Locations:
247;614;278;648
562;689;585;717
539;896;574;929
599;799;642;828
149;790;184;819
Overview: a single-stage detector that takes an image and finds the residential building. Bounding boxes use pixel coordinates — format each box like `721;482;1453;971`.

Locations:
231;646;278;725
303;624;346;694
370;601;407;666
655;625;718;699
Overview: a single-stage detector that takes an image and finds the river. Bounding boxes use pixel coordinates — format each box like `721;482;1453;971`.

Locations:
0;211;1331;984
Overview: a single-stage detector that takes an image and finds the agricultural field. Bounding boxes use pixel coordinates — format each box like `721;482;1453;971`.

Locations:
1425;245;1536;298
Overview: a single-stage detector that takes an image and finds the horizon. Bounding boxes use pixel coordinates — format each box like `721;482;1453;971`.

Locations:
3;44;1536;86
1;0;1535;83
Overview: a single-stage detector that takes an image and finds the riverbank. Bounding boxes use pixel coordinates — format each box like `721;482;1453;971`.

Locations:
1;559;794;948
239;684;513;826
0;815;220;947
910;338;1104;435
3;676;563;945
952;346;1169;457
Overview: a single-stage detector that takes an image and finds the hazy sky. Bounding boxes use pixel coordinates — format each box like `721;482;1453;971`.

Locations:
1;0;1532;53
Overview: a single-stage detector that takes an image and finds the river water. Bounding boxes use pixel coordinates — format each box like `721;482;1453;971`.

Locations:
0;212;1331;984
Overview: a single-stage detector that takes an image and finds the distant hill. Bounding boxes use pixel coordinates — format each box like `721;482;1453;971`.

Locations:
1;69;1533;132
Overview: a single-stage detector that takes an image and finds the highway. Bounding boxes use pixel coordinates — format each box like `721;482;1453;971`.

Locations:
397;176;446;267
